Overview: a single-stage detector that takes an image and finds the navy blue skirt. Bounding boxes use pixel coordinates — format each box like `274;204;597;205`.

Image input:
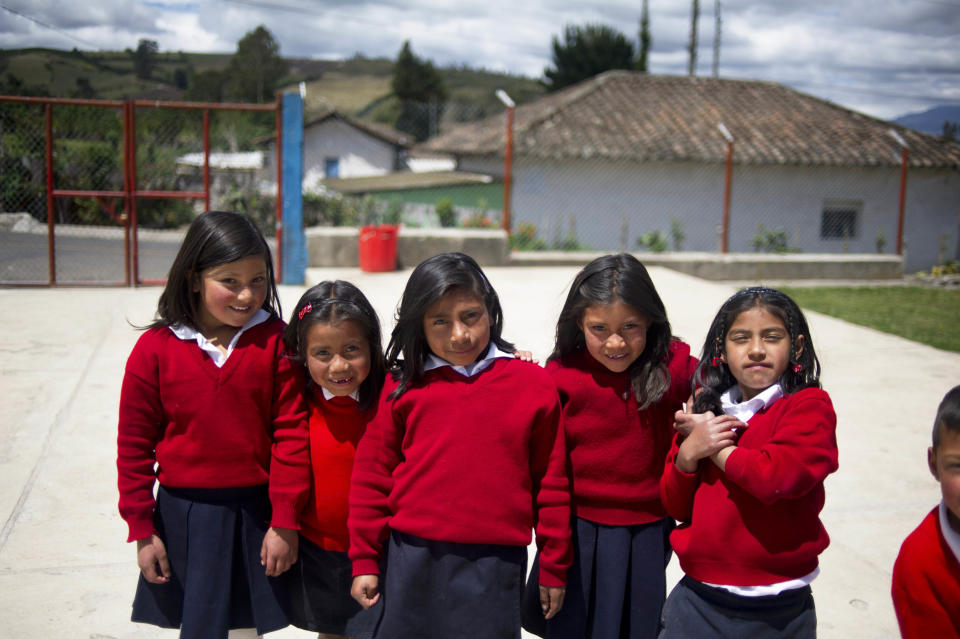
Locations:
523;517;673;639
279;535;366;635
361;531;527;639
131;485;289;639
659;576;816;639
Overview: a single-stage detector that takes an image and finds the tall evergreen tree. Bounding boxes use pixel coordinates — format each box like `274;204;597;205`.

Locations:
133;39;158;80
544;24;636;92
391;41;447;141
226;25;287;103
637;0;652;73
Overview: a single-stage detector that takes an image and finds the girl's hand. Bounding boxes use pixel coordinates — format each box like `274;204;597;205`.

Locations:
351;574;381;608
260;526;298;576
136;534;171;584
675;414;742;473
513;349;539;364
673;405;713;437
539;585;566;619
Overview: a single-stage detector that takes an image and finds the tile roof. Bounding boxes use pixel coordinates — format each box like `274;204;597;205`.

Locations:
420;71;960;169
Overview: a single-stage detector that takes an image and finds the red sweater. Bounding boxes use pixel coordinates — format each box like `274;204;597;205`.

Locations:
348;358;572;587
117;318;310;542
301;391;372;552
660;387;838;586
892;507;960;638
548;340;697;525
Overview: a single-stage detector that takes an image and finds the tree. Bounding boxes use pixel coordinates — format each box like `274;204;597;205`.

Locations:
943;121;958;142
688;0;700;76
133;39;158;80
637;0;652;73
543;24;636;92
391;41;448;141
226;25;287;103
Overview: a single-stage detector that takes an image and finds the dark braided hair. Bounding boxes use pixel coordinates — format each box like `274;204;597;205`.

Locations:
693;287;821;414
551;254;673;409
283;280;386;411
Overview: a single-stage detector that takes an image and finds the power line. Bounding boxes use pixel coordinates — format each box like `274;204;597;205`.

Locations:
0;3;102;50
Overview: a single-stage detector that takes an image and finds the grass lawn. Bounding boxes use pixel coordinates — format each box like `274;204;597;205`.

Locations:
779;286;960;353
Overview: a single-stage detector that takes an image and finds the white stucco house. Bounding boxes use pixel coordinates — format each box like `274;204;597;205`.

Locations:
420;71;960;271
264;110;411;193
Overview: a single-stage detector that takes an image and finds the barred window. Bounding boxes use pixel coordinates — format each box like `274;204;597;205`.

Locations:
820;202;860;239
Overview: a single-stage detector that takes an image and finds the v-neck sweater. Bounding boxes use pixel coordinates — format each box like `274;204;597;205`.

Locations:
660;387;838;586
348;357;572;587
548;340;697;525
117;317;310;542
892;507;960;637
300;392;372;552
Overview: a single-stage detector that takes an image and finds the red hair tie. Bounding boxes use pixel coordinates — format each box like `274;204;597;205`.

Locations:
298;303;312;320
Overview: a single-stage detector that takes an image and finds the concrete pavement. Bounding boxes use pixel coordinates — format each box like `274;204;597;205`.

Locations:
0;265;956;638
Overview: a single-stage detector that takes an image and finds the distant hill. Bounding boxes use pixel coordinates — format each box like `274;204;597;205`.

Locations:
0;47;544;128
892;105;960;137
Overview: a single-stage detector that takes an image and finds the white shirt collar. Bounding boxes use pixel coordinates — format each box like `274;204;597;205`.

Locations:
320;386;359;402
169;308;269;368
424;343;513;378
721;383;783;424
939;500;960;564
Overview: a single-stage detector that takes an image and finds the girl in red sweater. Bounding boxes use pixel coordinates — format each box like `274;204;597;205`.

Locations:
279;280;386;639
522;253;697;639
117;211;311;639
659;287;838;639
348;252;572;639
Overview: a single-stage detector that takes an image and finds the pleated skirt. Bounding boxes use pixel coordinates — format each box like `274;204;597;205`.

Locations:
279;535;365;635
523;517;673;639
359;531;527;639
130;485;289;639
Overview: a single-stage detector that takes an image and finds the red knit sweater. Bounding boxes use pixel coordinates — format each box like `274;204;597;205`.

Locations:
348;358;572;587
548;340;697;525
892;507;960;638
660;387;838;586
301;391;372;552
117;318;310;542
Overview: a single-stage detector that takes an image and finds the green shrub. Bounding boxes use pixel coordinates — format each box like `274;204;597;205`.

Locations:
510;222;547;251
750;223;800;254
636;230;668;253
435;197;457;227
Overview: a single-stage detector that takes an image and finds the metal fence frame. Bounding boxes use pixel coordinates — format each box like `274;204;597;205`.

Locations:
0;95;283;286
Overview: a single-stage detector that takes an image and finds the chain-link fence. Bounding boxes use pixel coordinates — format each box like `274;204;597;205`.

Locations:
0;97;279;285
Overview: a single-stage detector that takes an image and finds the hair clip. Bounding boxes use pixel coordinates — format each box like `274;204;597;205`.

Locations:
711;356;722;367
298;303;312;320
793;363;803;373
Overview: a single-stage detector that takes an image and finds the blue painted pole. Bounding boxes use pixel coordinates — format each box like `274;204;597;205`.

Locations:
281;92;306;284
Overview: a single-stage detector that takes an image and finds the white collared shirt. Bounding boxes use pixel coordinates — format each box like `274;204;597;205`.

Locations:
939;500;960;565
169;308;269;368
721;383;784;425
320;386;359;402
424;343;514;378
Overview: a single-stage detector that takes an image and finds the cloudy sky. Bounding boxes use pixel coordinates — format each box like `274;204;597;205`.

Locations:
1;0;958;120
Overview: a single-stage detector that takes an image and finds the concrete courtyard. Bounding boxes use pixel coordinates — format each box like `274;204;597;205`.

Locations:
0;264;956;637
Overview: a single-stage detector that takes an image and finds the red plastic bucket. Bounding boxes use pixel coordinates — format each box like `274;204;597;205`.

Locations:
358;224;398;272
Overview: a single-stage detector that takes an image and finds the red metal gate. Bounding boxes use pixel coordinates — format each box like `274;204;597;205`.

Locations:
0;95;283;286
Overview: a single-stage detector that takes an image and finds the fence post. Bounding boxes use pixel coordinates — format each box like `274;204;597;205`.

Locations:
281;91;306;285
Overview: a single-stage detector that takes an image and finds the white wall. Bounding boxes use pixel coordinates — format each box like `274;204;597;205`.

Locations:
264;118;398;193
459;155;960;271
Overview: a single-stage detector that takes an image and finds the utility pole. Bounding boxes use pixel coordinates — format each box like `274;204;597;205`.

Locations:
638;0;651;73
688;0;700;76
713;0;722;77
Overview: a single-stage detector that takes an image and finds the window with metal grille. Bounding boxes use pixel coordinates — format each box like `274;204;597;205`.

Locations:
820;202;860;240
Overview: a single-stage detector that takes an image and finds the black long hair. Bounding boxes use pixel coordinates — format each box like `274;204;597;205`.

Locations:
693;286;821;414
386;252;515;399
149;211;280;330
283;280;386;411
551;253;673;409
